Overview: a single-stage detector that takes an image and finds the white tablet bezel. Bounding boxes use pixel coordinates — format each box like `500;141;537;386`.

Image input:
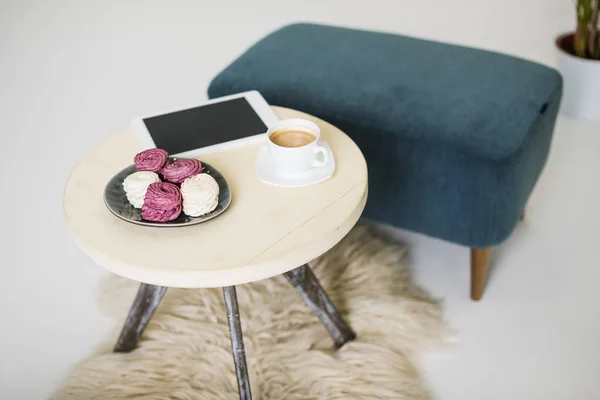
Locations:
131;90;279;157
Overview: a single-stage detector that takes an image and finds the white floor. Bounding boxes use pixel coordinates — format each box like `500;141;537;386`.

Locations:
1;1;598;399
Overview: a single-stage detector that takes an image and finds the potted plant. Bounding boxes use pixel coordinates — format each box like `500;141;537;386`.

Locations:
556;0;600;120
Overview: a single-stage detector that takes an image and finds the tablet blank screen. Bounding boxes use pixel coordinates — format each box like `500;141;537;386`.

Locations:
143;98;268;154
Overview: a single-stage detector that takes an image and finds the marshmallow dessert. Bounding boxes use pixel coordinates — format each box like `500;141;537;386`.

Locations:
180;173;220;217
134;148;169;173
122;171;161;208
161;159;202;184
141;182;183;222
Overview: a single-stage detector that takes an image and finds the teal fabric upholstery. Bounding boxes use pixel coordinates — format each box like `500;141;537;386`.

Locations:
208;23;562;247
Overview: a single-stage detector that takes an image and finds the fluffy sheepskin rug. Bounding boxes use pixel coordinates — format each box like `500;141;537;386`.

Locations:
55;223;446;399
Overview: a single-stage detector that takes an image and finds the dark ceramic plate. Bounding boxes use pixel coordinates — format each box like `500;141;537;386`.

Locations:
104;159;231;227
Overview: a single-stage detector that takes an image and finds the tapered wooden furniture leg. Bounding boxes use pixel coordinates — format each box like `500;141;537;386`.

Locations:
520;210;525;221
223;286;252;400
114;283;167;352
470;248;492;301
284;264;356;348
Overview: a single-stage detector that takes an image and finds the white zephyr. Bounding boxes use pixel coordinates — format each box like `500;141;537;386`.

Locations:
180;173;220;217
122;171;161;208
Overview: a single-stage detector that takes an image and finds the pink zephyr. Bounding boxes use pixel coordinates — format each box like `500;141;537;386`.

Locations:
141;182;182;222
134;148;169;173
161;158;202;184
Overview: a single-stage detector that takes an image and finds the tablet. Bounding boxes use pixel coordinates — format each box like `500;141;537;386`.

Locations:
131;91;279;157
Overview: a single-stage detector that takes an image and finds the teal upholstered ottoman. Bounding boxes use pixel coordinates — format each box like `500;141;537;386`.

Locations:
208;23;563;300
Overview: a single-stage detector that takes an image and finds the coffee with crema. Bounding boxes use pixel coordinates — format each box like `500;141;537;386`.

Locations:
269;128;317;148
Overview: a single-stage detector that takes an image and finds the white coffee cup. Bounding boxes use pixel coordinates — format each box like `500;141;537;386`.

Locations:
266;118;330;175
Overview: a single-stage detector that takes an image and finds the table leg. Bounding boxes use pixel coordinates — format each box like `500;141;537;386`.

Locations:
284;264;356;348
223;286;252;400
114;283;167;353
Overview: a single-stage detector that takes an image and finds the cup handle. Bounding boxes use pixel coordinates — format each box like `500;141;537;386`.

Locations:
312;144;330;168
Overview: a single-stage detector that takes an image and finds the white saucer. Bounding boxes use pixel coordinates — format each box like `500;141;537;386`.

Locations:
256;142;336;187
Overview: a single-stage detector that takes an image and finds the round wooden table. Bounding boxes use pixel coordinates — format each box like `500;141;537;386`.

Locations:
63;107;368;400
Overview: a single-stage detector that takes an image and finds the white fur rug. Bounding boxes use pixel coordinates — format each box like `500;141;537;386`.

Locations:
55;224;446;399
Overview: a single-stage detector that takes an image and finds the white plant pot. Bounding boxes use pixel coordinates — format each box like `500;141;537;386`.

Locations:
556;33;600;121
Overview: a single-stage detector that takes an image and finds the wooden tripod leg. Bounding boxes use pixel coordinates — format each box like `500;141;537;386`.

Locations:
114;283;167;352
471;248;492;301
223;286;252;400
284;264;356;348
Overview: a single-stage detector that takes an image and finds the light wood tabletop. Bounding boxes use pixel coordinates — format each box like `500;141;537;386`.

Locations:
63;107;368;288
